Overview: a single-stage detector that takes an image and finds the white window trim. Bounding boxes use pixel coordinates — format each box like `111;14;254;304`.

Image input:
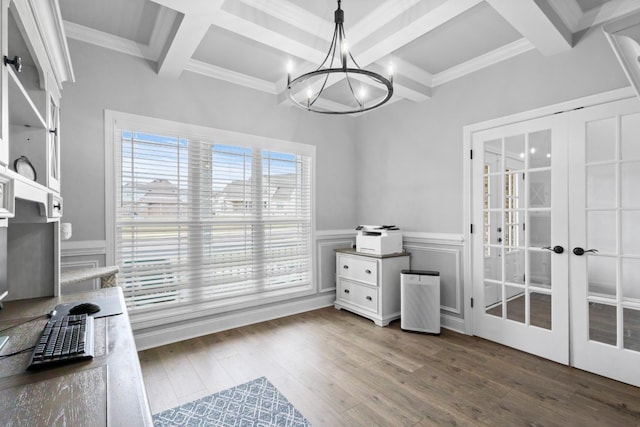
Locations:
104;110;317;323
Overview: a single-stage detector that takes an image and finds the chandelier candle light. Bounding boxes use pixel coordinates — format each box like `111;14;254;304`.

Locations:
286;0;394;114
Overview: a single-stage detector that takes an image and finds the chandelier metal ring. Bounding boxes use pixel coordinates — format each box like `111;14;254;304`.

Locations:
288;68;393;114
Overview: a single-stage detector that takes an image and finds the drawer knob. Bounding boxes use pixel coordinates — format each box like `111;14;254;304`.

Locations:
344;289;350;294
366;296;372;301
343;265;349;269
365;269;371;274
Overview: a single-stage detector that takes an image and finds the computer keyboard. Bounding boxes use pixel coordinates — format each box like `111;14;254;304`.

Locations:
27;313;95;370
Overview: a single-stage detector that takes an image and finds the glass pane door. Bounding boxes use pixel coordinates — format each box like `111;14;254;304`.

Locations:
472;114;568;364
47;93;60;192
570;97;640;387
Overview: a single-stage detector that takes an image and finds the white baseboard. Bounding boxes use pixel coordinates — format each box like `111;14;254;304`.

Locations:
133;294;336;350
441;313;466;334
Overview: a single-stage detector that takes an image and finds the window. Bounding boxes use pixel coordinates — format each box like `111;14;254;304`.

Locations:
109;113;314;315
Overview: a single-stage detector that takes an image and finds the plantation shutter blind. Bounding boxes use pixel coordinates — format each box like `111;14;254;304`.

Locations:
115;129;313;311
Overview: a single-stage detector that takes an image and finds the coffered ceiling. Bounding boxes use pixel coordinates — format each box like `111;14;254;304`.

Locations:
59;0;640;112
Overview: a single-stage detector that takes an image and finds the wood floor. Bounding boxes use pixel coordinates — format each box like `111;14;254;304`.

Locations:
138;307;640;426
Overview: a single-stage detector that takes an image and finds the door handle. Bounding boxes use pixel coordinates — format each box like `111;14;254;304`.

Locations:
542;245;564;254
573;247;598;256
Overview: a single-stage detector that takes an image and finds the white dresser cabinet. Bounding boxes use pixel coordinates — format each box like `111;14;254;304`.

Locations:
334;249;410;326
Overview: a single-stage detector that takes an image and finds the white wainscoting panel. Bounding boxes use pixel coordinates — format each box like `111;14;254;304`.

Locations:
315;230;355;293
403;233;465;331
404;245;461;314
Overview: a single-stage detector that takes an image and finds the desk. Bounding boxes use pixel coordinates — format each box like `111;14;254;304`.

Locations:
0;287;152;426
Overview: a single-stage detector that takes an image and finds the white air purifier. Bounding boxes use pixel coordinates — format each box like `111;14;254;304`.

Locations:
401;270;441;334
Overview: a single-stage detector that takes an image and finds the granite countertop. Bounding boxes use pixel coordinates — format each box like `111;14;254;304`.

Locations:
60;266;120;286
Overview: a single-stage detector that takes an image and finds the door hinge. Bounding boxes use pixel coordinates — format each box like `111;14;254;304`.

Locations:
470;224;474;234
470;149;473;160
522;172;525;180
471;298;474;308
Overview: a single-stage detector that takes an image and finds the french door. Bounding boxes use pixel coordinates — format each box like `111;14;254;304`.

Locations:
472;96;640;386
569;97;640;386
472;115;569;364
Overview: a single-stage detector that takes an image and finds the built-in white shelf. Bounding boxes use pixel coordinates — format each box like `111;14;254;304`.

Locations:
7;66;46;129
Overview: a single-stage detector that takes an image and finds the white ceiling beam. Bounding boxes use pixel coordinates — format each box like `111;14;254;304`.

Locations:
382;55;433;88
486;0;572;56
156;14;211;78
150;0;225;78
148;6;179;59
546;0;582;33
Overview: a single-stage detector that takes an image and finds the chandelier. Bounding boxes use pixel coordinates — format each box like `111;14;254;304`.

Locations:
286;0;394;114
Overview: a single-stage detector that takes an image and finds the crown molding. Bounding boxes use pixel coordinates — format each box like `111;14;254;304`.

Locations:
184;59;278;94
29;0;75;87
432;38;535;87
64;20;154;60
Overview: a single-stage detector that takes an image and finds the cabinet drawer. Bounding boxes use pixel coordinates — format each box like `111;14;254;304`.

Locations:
337;255;378;285
337;280;378;313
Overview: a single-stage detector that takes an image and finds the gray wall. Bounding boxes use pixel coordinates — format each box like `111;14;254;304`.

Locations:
60;40;358;242
354;28;629;234
58;27;632;332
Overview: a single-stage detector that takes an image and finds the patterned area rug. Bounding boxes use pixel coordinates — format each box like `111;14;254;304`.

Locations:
153;377;311;427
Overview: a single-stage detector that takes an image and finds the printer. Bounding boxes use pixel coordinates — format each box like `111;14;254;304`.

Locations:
356;225;403;255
